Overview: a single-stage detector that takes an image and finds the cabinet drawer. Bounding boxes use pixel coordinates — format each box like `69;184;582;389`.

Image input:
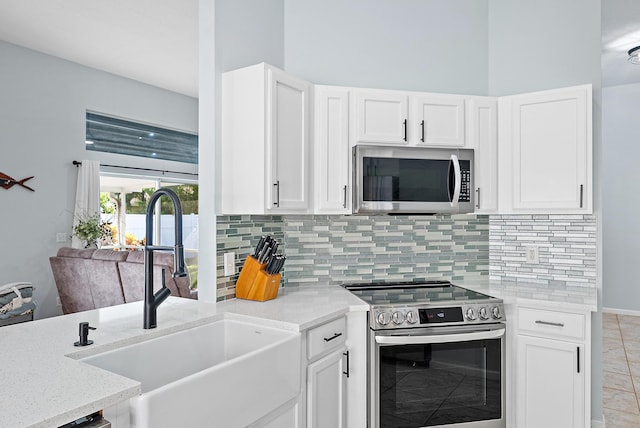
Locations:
307;317;346;360
518;307;585;341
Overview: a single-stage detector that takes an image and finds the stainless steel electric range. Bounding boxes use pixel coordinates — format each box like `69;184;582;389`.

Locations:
343;280;506;428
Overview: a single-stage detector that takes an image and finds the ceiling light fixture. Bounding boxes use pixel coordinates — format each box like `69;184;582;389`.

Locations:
629;46;640;64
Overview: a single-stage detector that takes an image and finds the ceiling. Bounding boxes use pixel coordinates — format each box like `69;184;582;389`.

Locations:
0;1;638;94
0;0;198;97
602;0;640;87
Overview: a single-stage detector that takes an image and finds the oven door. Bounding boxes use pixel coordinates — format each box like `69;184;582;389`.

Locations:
370;324;505;428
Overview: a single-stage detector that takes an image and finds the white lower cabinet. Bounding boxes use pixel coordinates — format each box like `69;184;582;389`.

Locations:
307;348;347;428
513;305;590;428
304;316;348;428
301;313;367;428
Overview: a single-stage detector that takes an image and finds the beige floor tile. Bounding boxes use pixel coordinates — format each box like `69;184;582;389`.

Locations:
604;312;619;322
629;361;640;378
605;357;632;376
620;325;640;342
603;387;640;414
632;377;640;395
604;336;625;352
625;347;640;364
619;314;640;327
604;346;629;366
604;326;623;340
605;371;635;392
603;408;640;428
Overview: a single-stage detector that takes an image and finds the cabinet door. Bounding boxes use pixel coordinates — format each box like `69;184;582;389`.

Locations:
353;90;408;144
267;67;310;212
412;94;465;147
467;97;498;213
314;86;350;214
517;335;585;428
307;348;347;428
509;85;591;213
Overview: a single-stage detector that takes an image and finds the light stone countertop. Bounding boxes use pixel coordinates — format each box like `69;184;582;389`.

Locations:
454;278;598;312
0;285;366;428
0;280;595;427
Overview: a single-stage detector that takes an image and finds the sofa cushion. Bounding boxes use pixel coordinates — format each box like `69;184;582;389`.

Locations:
91;249;128;261
56;247;95;259
50;247;195;315
50;256;96;314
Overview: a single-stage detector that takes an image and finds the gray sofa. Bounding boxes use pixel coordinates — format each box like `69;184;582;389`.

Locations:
50;247;197;314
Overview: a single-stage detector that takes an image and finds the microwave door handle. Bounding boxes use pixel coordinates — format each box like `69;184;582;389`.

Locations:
449;154;461;208
375;328;505;345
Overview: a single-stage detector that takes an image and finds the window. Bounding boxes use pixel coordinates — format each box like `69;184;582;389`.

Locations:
100;176;199;290
86;112;198;164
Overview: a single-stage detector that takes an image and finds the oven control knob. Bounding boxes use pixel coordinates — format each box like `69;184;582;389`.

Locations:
376;312;391;326
492;306;502;319
479;307;489;320
405;310;418;324
392;311;405;325
465;308;477;321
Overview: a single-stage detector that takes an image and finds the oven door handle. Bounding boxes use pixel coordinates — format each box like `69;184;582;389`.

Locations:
375;328;505;345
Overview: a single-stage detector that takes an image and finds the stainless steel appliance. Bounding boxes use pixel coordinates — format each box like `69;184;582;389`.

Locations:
352;146;474;214
343;280;505;428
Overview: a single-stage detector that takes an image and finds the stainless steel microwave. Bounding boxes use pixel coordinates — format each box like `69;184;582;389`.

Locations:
353;145;474;214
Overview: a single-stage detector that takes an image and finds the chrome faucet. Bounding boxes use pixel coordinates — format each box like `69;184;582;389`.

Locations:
143;188;187;329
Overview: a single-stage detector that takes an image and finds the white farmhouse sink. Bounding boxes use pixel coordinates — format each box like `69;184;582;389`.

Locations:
82;319;301;428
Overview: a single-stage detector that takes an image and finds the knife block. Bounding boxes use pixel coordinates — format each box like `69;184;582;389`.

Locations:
245;270;281;302
235;256;265;299
235;256;281;301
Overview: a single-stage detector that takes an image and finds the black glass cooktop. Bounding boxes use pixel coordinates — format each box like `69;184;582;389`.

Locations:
343;280;494;306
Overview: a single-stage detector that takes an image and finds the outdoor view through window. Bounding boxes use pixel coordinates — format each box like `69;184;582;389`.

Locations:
100;176;199;290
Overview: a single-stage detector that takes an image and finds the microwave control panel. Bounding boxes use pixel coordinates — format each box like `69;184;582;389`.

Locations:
459;160;471;202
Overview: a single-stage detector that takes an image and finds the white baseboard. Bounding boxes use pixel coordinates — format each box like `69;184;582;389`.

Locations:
603;307;640;317
592;417;605;427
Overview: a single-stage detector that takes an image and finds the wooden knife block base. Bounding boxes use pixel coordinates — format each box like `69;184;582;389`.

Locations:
236;256;281;302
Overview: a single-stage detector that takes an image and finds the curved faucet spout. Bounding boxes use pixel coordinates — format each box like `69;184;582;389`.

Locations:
143;188;186;329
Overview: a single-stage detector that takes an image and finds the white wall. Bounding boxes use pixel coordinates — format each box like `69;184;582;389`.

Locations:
284;0;489;95
0;41;198;319
603;83;640;311
488;0;601;96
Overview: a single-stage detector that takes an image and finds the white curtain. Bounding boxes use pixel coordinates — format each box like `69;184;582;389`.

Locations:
72;160;101;248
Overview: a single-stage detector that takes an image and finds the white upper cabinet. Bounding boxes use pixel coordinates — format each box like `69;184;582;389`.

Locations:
268;67;310;212
412;94;465;147
467;96;498;213
313;86;351;214
351;88;466;148
221;63;592;216
499;85;592;214
221;63;310;215
352;90;409;144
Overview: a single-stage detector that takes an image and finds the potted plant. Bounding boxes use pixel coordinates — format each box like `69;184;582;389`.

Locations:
73;213;109;248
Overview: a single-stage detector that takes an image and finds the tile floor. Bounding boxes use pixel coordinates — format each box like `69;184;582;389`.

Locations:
603;312;640;427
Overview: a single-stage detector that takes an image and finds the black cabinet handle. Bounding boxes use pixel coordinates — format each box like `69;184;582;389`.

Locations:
579;184;584;208
577;346;580;373
343;350;350;378
535;320;564;327
343;185;348;209
273;181;280;207
324;332;342;342
420;120;425;142
403;119;408;142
